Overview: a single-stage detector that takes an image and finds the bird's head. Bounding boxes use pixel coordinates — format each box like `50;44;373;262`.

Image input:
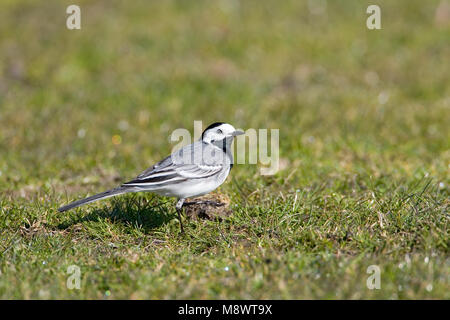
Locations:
201;122;244;146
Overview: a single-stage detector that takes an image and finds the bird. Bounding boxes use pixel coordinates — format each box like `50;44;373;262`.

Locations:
58;122;244;232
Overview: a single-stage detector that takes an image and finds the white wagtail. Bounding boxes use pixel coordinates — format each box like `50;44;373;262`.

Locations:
58;122;244;232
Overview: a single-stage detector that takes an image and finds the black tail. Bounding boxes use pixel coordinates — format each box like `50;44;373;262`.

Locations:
58;186;132;212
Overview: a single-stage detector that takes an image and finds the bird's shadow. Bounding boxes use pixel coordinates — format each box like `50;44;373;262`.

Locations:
56;195;176;234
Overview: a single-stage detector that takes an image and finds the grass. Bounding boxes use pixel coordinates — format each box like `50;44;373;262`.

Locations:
0;0;449;299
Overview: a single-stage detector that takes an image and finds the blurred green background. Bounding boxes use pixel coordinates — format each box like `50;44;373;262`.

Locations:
0;0;448;299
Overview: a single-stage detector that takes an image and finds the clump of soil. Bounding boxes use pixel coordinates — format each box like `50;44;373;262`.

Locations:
183;193;232;221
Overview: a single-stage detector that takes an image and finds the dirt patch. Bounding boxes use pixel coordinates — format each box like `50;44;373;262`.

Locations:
183;193;232;221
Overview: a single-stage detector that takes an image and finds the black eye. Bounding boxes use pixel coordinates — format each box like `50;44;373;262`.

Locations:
217;129;223;134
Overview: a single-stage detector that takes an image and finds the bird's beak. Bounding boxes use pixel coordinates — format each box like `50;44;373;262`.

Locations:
231;130;245;137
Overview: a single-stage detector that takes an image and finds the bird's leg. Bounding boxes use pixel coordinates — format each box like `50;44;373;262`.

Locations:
176;198;185;233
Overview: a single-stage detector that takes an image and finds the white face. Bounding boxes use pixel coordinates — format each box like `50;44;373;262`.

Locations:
202;123;244;143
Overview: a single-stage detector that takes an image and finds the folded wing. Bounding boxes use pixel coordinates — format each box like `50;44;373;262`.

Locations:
122;141;224;188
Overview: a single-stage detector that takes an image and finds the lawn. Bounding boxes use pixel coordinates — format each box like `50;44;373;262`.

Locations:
0;0;448;299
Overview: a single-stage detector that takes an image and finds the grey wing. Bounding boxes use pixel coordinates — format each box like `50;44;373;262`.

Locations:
122;142;225;187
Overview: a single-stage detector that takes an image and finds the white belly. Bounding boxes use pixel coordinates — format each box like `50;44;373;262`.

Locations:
150;167;230;199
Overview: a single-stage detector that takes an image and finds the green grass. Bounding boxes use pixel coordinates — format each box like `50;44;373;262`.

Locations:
0;0;449;299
